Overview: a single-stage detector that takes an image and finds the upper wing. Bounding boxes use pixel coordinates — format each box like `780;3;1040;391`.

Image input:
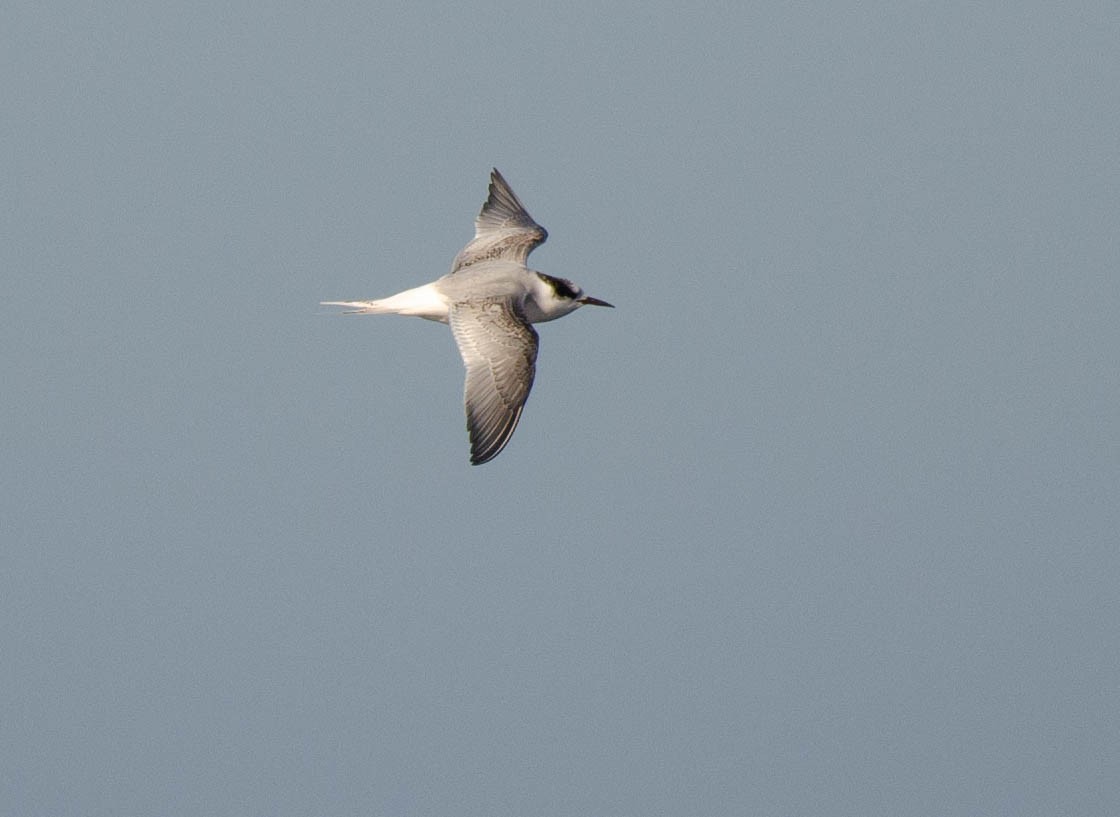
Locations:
448;299;539;465
449;169;548;274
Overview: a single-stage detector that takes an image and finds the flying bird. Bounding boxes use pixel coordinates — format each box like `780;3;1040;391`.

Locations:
321;169;613;465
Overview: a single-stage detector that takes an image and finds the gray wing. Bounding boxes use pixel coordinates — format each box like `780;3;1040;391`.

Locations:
449;169;548;274
448;299;539;465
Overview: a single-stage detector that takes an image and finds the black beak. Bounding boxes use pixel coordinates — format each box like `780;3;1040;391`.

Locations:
578;296;614;308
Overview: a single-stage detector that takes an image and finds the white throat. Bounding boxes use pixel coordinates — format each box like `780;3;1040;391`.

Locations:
521;274;581;323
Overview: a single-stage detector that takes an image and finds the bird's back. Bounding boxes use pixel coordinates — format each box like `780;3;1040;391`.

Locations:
436;260;534;303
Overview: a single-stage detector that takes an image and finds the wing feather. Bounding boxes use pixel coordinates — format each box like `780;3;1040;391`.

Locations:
448;299;539;465
449;169;548;273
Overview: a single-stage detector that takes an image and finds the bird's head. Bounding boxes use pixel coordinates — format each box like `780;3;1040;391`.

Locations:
532;273;614;321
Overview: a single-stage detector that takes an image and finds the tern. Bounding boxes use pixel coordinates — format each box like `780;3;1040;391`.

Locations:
321;169;613;465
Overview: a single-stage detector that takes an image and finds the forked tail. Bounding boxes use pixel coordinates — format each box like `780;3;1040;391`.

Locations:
320;283;450;322
319;300;389;314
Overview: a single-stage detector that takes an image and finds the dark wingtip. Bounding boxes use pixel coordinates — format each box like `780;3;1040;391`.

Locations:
488;168;512;198
469;448;498;466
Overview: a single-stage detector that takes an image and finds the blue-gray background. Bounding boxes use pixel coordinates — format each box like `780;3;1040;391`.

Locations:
4;2;1118;815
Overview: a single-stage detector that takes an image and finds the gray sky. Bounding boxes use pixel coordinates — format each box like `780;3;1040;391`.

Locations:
3;1;1118;815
